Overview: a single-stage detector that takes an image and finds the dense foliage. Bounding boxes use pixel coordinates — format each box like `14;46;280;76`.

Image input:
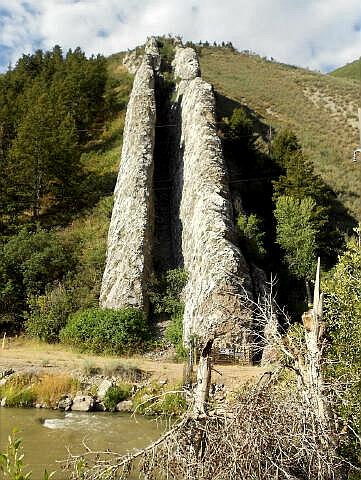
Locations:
323;238;361;461
149;268;188;358
0;228;73;331
0;46;108;232
59;308;150;354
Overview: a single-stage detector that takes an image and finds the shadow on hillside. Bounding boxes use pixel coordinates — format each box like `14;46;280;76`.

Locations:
214;91;273;142
40;171;117;229
215;90;357;237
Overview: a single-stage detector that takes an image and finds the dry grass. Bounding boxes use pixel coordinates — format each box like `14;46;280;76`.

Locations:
32;374;78;407
0;337;265;391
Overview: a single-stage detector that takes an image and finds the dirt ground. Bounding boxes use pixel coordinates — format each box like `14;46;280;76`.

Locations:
0;337;266;390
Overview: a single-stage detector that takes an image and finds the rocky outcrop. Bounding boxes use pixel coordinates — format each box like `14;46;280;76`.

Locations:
173;47;253;348
102;39;257;361
99;40;159;311
172;47;200;80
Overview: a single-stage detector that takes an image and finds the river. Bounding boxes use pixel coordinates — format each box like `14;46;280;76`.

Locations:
0;408;167;479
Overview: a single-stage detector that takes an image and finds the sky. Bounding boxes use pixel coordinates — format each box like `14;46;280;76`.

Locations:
1;0;361;73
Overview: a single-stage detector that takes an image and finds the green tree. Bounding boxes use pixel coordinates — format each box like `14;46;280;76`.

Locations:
272;130;341;266
274;195;318;282
9;82;80;217
0;229;72;330
237;213;266;263
323;238;361;464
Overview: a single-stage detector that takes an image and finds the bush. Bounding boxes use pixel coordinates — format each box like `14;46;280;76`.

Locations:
237;213;266;262
25;283;74;342
103;384;131;412
165;311;187;359
0;373;37;408
0;228;73;330
59;307;149;354
149;268;188;358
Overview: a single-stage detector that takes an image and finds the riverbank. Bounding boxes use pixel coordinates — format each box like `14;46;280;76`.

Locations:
0;337;266;414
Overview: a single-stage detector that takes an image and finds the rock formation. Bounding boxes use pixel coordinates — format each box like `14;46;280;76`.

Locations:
101;39;257;361
172;47;253;347
99;40;159;312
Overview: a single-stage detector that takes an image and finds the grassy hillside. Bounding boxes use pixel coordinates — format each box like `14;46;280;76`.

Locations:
330;58;361;81
200;47;361;224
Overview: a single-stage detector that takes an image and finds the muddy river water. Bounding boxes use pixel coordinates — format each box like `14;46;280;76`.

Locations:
0;408;167;479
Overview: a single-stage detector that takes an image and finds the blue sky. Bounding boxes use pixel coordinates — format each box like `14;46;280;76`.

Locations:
1;0;361;73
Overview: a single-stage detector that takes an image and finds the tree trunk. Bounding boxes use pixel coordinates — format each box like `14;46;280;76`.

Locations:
193;339;213;417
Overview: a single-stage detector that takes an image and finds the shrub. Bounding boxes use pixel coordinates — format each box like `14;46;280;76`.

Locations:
0;373;37;408
25;283;74;342
149;269;188;358
0;228;73;331
237;213;266;262
59;307;149;355
103;384;131;412
152;391;187;416
149;268;188;316
165;311;187;359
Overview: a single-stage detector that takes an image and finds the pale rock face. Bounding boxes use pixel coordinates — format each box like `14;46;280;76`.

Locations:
72;394;94;412
144;37;161;71
101;40;256;360
173;48;253;346
97;379;113;400
172;47;200;80
99;49;159;311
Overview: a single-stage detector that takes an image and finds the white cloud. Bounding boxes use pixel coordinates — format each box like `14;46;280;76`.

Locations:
0;0;361;72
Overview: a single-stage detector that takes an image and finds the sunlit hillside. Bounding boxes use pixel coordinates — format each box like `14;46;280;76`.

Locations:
200;47;361;223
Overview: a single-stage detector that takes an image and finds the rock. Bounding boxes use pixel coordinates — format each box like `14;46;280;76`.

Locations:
100;38;256;360
99;40;158;313
94;402;106;412
35;403;42;409
173;49;254;347
123;50;142;74
58;395;73;411
173;46;200;80
116;400;133;413
0;368;14;379
97;379;113;400
1;397;6;407
71;394;94;412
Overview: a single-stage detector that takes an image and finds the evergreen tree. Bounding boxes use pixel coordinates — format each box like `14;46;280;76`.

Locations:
274;195;318;282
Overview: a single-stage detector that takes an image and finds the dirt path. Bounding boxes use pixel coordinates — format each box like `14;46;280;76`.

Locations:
0;338;266;390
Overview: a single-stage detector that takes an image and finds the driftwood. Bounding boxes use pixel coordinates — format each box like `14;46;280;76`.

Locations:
63;260;349;480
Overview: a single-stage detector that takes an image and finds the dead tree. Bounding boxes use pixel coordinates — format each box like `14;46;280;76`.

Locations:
63;260;348;480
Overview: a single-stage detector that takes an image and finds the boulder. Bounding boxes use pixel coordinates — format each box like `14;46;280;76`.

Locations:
116;400;133;413
71;394;94;412
94;402;106;412
97;379;113;400
1;397;6;407
58;395;73;411
0;368;14;379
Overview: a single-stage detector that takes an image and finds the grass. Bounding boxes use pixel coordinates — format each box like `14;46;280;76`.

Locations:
0;337;265;391
0;372;78;408
31;374;79;408
199;47;361;224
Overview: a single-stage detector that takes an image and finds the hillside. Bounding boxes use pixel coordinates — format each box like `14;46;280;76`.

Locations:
330;58;361;81
200;47;361;224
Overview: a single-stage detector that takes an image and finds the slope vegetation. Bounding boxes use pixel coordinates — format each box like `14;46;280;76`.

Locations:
330;58;361;81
